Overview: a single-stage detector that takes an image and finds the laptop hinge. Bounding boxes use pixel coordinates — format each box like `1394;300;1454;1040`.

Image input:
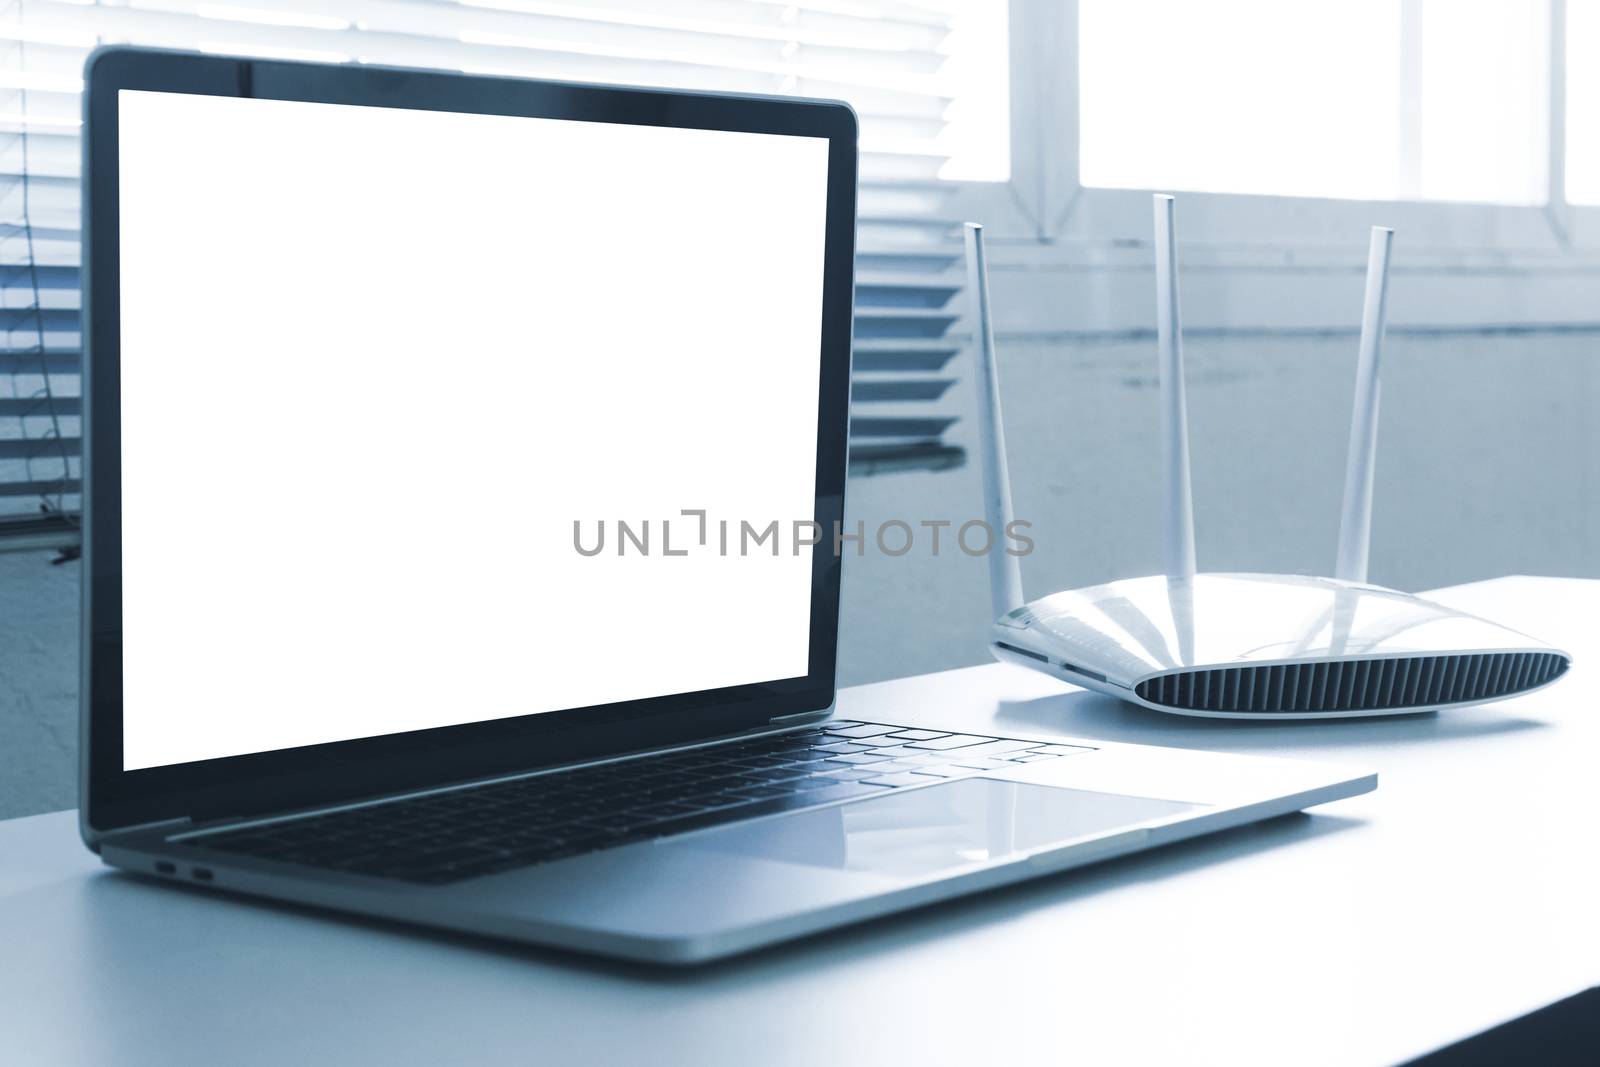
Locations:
103;815;194;841
768;709;830;725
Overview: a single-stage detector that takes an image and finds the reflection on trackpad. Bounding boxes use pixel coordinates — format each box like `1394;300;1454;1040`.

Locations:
682;778;1199;879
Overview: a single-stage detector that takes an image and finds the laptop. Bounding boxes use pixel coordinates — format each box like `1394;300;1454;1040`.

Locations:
80;47;1375;965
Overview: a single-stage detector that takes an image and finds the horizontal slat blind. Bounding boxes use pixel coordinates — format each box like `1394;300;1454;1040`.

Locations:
0;0;965;537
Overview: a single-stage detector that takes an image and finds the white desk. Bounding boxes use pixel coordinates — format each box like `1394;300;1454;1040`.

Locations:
3;576;1596;1066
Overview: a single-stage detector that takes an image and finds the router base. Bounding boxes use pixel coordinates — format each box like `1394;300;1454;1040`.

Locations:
990;573;1570;720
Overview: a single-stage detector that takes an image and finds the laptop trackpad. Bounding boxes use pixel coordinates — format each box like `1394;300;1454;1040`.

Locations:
682;777;1198;880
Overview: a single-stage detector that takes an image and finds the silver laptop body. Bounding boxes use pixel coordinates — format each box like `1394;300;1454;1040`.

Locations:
101;722;1371;964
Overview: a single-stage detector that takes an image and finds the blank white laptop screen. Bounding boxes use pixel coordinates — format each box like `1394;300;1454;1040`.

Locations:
117;90;828;771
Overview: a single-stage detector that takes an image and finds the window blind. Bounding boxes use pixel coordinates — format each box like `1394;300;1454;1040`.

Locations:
0;0;966;546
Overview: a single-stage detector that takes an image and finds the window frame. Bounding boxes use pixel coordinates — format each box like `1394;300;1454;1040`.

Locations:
943;0;1600;256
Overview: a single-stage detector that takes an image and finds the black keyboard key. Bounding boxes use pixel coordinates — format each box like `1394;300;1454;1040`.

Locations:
728;755;792;768
570;813;645;833
824;723;901;739
784;753;841;766
748;766;810;783
812;768;881;783
413;844;499;867
633;802;701;819
643;772;702;788
902;734;997;751
497;833;564;853
781;775;835;789
728;783;797;800
765;738;821;752
327;846;420;871
405;833;476;851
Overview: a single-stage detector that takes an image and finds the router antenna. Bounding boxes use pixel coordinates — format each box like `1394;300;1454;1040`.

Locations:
1153;194;1197;580
1335;226;1395;585
964;222;1025;619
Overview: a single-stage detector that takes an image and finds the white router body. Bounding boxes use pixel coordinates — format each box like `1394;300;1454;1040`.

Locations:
964;200;1570;720
992;573;1568;719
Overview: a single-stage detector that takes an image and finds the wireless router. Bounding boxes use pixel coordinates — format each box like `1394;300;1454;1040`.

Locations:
965;197;1571;719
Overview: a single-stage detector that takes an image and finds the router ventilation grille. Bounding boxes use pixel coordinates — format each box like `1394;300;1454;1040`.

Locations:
1134;652;1568;714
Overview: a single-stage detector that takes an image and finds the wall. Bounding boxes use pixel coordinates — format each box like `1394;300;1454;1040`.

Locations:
0;550;77;817
838;324;1600;686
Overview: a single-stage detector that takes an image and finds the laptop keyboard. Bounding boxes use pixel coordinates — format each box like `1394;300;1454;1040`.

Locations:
189;721;1096;885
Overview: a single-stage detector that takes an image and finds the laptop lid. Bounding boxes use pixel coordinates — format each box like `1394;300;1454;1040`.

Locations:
81;48;856;839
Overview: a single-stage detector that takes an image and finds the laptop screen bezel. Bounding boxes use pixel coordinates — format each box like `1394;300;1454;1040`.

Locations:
81;48;856;837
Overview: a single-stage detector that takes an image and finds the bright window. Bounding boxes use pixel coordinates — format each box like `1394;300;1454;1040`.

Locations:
938;0;1011;181
1567;0;1600;204
1079;0;1549;204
